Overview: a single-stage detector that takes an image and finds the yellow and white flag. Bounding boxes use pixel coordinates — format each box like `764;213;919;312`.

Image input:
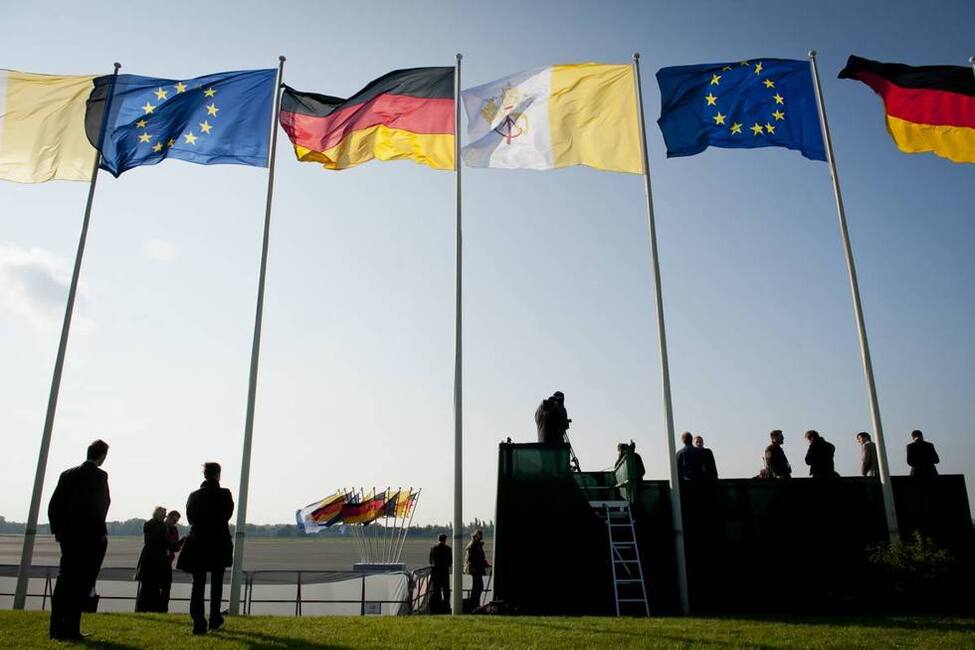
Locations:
461;63;642;173
0;70;97;183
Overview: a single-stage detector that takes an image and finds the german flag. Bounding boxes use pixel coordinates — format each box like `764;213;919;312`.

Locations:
341;491;389;525
279;67;454;171
839;55;975;163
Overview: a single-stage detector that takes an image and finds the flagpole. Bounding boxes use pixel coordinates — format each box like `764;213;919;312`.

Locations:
632;53;690;616
808;50;899;544
451;52;465;617
13;63;122;610
228;55;286;616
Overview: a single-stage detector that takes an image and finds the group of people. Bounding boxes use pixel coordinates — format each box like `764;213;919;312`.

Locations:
47;439;235;640
427;529;490;614
758;428;941;479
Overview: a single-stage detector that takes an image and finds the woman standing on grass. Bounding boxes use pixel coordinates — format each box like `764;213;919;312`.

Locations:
135;506;169;612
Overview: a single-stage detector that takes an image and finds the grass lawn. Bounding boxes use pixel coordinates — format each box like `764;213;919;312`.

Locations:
1;611;973;648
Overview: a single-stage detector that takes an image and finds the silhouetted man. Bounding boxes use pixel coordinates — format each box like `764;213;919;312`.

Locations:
907;430;940;477
535;391;570;445
615;442;646;481
48;439;110;641
804;430;839;478
428;534;452;613
179;462;234;635
694;435;718;480
857;432;879;477
763;430;792;479
676;432;704;481
465;529;490;610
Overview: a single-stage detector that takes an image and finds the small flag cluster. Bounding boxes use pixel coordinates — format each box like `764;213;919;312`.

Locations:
296;488;418;533
3;54;971;185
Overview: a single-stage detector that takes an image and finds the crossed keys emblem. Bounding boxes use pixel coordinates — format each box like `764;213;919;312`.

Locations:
481;83;529;145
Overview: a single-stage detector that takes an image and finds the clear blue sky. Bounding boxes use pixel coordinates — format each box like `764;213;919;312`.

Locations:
1;0;973;527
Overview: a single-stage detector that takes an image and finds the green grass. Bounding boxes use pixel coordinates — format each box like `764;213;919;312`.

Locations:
1;611;973;648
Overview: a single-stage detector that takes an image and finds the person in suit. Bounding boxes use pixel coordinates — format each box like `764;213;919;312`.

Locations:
464;529;490;610
907;430;940;477
694;435;719;480
160;510;183;613
47;439;110;641
763;430;792;479
178;462;234;635
428;534;452;613
676;432;704;481
804;430;839;478
857;432;879;477
135;506;170;612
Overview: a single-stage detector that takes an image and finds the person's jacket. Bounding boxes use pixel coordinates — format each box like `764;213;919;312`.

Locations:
47;460;110;543
860;441;879;477
764;444;792;479
465;539;489;576
180;480;234;572
429;543;452;573
676;444;705;481
907;440;940;477
137;518;170;580
805;438;838;477
700;447;719;480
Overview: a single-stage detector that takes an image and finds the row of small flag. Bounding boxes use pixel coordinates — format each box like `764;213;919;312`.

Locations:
296;488;418;532
1;54;971;185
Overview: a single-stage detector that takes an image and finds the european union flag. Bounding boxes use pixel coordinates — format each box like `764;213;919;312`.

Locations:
86;69;276;176
656;59;826;162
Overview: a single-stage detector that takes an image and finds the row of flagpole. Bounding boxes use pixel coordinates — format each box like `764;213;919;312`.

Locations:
14;47;939;614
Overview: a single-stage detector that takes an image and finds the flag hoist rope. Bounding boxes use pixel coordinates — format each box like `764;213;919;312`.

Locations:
13;63;122;610
808;50;899;544
228;55;286;615
451;52;465;617
632;52;690;616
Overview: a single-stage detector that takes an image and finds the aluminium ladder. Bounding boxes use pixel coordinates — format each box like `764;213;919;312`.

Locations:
590;500;650;616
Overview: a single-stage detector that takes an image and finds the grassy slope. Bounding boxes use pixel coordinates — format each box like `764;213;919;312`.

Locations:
1;612;973;649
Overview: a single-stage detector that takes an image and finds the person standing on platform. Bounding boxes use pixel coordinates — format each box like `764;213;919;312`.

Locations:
428;534;452;613
135;506;170;612
47;439;110;641
804;430;839;478
694;435;719;480
907;430;940;477
465;529;490;610
161;510;183;613
676;432;704;481
857;432;879;477
178;462;234;635
763;430;792;479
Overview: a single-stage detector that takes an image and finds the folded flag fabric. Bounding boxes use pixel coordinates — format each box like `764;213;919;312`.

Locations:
296;491;347;533
461;63;642;173
279;67;455;171
0;70;98;183
395;490;416;518
85;69;276;177
341;491;389;525
839;55;975;164
656;59;826;162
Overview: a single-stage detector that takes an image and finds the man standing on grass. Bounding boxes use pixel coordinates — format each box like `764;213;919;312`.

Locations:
465;529;490;611
48;439;110;641
429;534;452;613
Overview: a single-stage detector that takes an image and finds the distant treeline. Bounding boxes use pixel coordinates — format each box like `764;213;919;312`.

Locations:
0;516;493;538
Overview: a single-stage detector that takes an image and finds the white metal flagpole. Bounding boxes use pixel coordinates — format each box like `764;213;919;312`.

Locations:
808;50;899;544
451;53;465;616
632;52;690;616
228;55;286;615
13;62;122;610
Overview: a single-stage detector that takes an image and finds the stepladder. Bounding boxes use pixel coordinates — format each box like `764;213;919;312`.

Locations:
591;500;650;616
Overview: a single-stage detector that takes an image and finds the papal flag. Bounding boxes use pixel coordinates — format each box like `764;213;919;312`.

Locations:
279;67;455;171
0;70;98;183
839;55;975;164
461;63;642;173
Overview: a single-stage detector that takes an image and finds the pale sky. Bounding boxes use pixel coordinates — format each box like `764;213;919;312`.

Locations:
1;0;973;527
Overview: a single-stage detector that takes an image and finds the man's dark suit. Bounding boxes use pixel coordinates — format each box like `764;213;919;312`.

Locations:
180;480;234;631
428;542;452;613
47;460;110;640
907;439;940;477
805;437;839;478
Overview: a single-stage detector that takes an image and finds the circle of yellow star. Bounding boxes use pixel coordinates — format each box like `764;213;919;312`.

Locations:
138;132;152;143
184;132;198;145
136;119;148;129
765;123;776;134
154;88;168;101
713;112;726;126
754;62;763;75
204;87;216;98
705;93;717;106
710;73;721;86
773;110;785;121
763;79;775;89
174;82;187;93
199;120;213;134
730;122;743;134
773;93;784;105
206;103;219;116
152;142;163;153
142;102;155;114
751;123;764;136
